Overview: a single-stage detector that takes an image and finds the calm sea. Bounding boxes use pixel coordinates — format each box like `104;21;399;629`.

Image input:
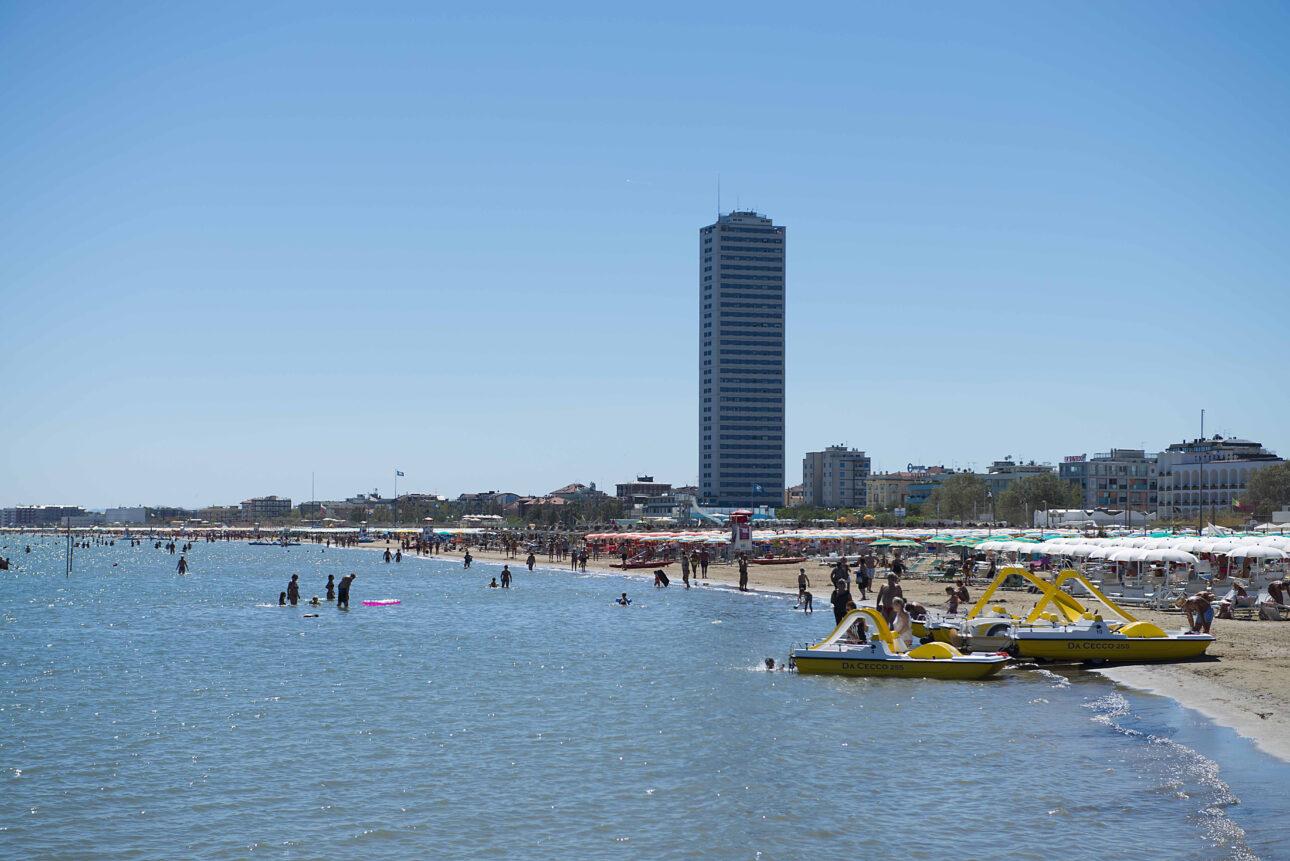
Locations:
2;538;1286;860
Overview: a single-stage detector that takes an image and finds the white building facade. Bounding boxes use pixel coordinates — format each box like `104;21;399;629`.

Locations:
1156;436;1282;518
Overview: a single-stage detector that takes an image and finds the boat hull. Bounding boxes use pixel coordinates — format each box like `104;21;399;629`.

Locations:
1014;636;1213;662
752;556;807;565
792;654;1007;680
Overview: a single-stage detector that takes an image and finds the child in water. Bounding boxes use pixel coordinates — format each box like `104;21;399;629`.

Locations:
616;592;631;606
488;577;499;588
278;592;286;606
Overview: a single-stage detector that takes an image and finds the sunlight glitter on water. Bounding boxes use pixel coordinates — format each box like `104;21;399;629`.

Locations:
1;538;1286;860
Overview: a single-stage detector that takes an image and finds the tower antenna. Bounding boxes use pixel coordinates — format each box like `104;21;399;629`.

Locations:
716;174;721;218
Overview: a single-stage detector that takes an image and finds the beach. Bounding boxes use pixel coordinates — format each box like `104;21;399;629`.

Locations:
367;538;1290;763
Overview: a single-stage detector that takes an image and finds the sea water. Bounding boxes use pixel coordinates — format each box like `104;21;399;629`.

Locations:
2;538;1287;860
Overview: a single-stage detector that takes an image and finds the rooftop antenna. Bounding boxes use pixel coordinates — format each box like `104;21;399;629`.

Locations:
716;174;722;218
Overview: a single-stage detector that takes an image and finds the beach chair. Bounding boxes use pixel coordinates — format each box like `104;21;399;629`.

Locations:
1253;590;1289;621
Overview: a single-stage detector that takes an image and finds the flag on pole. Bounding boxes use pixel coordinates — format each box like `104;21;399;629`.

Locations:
752;484;763;493
396;470;405;477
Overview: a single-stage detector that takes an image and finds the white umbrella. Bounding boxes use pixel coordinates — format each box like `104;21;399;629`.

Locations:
1228;545;1289;560
1141;548;1199;565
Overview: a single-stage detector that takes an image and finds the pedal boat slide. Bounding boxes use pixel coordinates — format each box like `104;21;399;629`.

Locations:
791;607;1010;680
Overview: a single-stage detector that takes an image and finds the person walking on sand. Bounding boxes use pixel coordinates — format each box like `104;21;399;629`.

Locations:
325;574;336;602
680;553;691;588
287;574;300;606
890;551;906;581
336;573;356;609
699;548;709;579
526;552;536;572
500;566;512;589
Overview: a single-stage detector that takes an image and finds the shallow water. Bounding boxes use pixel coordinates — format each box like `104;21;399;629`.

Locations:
2;538;1287;860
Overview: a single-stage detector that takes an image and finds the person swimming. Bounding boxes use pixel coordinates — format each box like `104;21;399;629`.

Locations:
616;592;631;606
488;577;499;588
309;596;320;606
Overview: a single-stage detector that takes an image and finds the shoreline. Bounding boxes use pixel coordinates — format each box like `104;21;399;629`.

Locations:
1092;664;1290;763
307;539;1290;764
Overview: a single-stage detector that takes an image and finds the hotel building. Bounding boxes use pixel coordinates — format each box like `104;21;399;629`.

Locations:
698;211;786;508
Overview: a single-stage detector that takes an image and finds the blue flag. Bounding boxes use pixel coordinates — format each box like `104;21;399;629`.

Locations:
396;470;405;477
752;484;763;493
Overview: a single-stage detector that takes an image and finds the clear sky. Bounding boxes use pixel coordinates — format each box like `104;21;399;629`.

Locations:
2;1;1288;509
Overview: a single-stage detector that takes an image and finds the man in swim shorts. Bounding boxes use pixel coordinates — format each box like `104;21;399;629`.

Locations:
337;573;355;609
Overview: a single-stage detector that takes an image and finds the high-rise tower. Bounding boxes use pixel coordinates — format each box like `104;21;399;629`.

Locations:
699;211;786;508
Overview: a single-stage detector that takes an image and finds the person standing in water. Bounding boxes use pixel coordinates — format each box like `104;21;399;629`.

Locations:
830;581;853;625
500;566;512;588
889;597;913;651
325;575;336;602
383;548;392;563
464;551;473;569
796;568;810;607
737;554;749;592
526;552;536;572
876;574;904;623
680;553;691;589
287;574;300;606
278;592;286;606
176;556;188;575
699;548;709;579
337;573;356;609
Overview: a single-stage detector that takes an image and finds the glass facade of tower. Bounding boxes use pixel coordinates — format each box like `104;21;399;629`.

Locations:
699;211;785;508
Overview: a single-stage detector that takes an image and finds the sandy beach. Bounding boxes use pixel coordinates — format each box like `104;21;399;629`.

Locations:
363;538;1290;762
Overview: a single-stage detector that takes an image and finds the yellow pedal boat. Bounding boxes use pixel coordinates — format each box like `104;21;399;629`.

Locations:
791;608;1009;680
966;567;1215;663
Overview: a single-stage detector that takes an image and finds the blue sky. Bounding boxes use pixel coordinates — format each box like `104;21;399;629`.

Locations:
2;1;1288;508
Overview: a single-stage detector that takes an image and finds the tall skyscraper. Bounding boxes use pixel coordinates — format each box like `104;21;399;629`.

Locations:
699;211;786;508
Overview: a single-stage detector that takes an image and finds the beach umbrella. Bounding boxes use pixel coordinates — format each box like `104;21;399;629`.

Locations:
1228;545;1289;560
1141;548;1199;565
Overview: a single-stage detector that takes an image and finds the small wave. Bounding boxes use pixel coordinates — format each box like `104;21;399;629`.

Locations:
1084;692;1258;860
1028;667;1071;688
